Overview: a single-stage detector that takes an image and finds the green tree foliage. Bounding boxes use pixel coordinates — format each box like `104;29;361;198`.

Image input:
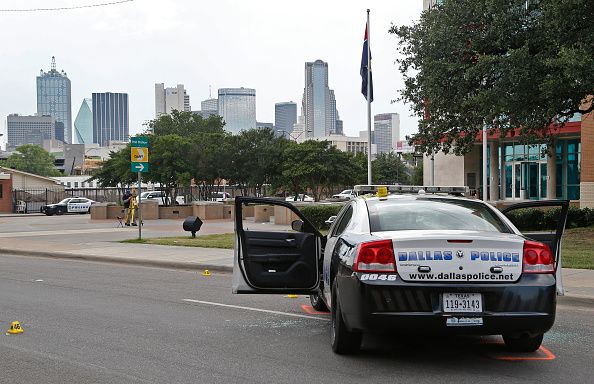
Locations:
1;144;61;177
391;0;594;155
90;145;135;187
372;153;410;185
280;140;363;201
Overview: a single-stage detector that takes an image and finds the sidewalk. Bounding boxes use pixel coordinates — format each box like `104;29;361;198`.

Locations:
0;215;592;304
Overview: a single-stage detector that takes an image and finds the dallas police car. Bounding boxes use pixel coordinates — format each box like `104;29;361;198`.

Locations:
232;185;569;354
41;197;95;216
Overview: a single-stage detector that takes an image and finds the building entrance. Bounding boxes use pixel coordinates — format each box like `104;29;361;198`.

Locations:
508;161;547;200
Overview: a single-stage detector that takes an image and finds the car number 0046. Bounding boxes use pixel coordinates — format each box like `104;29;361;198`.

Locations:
360;274;397;281
442;293;482;313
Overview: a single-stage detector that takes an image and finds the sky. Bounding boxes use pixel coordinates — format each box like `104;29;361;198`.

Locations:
0;0;423;149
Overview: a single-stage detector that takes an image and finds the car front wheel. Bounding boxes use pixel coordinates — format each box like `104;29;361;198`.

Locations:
331;284;362;354
503;333;544;352
55;207;65;215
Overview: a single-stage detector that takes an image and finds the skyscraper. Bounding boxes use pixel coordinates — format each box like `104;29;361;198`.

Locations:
201;98;218;112
300;60;341;138
217;88;256;134
74;99;93;144
37;56;72;143
274;102;297;137
373;113;400;154
155;83;191;116
7;114;56;149
92;93;129;146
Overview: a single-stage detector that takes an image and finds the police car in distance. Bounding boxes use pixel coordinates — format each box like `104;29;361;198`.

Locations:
41;197;96;216
232;185;569;354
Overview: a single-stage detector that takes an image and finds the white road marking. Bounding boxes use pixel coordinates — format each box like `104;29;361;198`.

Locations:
34;279;44;282
182;299;330;321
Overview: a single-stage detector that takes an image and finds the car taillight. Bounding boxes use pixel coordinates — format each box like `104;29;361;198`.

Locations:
354;240;396;272
523;240;554;274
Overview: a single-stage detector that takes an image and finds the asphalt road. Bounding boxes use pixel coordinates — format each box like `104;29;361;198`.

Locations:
0;254;592;384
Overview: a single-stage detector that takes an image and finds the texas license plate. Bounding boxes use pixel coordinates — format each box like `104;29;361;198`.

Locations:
442;293;482;313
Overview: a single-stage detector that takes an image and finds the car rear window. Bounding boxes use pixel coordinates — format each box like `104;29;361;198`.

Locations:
367;198;510;233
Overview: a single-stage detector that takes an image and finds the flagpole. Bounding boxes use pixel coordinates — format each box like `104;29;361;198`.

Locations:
366;9;372;185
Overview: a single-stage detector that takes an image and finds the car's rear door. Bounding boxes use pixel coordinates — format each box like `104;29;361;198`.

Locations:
233;197;321;294
501;200;569;291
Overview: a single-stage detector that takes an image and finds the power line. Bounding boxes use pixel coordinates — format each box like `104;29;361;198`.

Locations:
0;0;134;12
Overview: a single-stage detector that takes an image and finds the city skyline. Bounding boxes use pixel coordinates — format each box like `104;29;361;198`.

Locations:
0;1;422;149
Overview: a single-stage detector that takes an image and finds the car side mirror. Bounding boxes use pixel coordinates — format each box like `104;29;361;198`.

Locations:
324;216;337;226
291;220;304;232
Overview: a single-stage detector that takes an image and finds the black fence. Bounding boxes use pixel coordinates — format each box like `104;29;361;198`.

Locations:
11;186;244;213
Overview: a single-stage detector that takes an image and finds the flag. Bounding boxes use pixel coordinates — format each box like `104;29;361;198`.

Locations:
360;23;373;102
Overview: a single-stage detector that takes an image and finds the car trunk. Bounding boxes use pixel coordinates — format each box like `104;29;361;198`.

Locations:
373;230;524;283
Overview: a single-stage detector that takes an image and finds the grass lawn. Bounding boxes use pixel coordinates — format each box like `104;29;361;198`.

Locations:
120;227;593;269
561;226;594;270
121;233;234;249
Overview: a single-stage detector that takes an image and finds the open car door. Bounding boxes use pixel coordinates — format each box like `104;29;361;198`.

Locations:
233;197;322;294
501;200;569;293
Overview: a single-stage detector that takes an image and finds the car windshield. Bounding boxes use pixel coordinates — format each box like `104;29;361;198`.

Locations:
58;198;71;204
367;198;510;233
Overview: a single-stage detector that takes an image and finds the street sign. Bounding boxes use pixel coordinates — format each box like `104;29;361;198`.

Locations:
131;147;149;162
131;137;149;147
131;162;149;173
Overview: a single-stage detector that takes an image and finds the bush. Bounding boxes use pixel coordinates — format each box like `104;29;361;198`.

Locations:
299;204;345;229
505;205;594;231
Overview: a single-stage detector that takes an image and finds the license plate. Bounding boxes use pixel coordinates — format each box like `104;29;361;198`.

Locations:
442;293;482;313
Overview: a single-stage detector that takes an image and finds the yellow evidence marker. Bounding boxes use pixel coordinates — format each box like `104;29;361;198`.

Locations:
286;294;298;298
7;321;23;335
202;269;211;277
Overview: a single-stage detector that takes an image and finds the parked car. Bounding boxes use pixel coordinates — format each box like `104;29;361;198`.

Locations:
138;191;185;205
233;185;569;354
210;192;231;202
285;194;314;202
332;189;356;199
41;197;96;216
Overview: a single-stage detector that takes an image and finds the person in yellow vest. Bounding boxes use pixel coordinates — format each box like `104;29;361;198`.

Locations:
124;188;139;226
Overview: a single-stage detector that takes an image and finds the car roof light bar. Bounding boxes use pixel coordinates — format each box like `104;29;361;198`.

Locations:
353;185;469;196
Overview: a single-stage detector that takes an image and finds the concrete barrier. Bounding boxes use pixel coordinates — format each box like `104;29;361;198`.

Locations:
159;206;193;219
191;201;225;220
273;205;300;225
254;205;273;223
90;203;108;220
222;204;234;219
107;205;126;219
140;200;159;219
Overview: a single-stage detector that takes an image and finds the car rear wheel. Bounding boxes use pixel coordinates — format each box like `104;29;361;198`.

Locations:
310;291;329;312
331;285;361;354
503;333;544;352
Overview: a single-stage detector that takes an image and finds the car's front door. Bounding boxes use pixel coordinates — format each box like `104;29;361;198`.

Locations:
233;197;322;294
501;200;569;292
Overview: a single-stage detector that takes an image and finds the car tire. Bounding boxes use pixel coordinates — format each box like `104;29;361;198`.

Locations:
310;291;329;312
502;333;544;352
331;283;362;354
55;207;65;216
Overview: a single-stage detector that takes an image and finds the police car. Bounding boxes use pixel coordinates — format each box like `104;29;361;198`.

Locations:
41;197;96;216
232;185;569;354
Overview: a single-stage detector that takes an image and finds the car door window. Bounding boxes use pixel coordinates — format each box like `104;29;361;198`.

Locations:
331;205;353;237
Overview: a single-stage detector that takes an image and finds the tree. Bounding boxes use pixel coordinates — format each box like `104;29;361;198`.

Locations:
1;144;61;177
372;153;410;185
391;0;594;155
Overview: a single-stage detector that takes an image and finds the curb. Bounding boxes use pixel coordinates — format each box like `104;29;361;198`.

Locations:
0;248;233;273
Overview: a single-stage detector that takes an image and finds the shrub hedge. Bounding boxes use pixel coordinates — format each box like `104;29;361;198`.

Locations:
299;203;345;229
504;206;594;231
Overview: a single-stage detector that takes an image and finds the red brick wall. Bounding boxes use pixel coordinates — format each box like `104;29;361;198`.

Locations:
0;177;13;213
